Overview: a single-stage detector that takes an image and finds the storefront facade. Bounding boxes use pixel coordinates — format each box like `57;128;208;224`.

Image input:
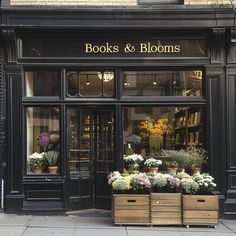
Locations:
0;4;236;217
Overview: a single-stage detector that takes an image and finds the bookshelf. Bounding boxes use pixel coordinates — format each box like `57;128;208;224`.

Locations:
174;107;202;148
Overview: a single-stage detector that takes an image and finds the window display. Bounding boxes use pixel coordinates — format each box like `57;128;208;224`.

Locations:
123;106;203;157
26;107;60;174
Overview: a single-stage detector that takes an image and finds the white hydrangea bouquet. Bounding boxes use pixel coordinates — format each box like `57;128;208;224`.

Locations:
144;158;162;167
124;153;144;164
192;173;217;194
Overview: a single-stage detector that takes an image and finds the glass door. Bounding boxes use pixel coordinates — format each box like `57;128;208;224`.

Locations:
67;107;115;210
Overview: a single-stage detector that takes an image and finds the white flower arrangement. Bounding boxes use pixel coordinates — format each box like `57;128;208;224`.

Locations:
144;158;162;167
107;171;122;185
192;173;216;193
28;152;44;159
124;153;144;164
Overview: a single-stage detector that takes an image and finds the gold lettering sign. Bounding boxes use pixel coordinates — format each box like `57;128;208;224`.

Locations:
85;42;181;54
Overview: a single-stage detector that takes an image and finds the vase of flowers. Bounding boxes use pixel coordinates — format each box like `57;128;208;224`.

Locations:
28;152;46;174
144;158;162;174
164;161;179;174
124;153;144;173
38;131;60;173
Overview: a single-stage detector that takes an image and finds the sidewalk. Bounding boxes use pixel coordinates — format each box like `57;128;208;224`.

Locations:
0;210;235;236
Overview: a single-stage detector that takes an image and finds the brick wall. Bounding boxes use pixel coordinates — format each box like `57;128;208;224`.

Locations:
9;0;233;6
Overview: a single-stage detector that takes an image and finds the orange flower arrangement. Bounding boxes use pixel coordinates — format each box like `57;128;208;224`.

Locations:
139;117;172;141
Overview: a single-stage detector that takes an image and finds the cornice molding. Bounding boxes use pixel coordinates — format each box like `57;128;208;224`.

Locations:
0;6;235;29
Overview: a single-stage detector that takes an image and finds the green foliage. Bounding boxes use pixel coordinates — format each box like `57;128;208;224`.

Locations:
149;135;161;155
185;145;207;168
169;150;192;169
29;157;46;170
164;161;178;168
44;151;59;166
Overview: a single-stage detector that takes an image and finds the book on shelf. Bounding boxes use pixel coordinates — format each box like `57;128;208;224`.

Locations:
189;132;195;144
175;133;180;144
195;131;200;144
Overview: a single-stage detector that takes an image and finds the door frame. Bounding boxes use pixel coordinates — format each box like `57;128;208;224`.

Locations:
64;105;121;211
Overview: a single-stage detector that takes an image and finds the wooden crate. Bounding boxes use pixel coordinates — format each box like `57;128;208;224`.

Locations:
113;194;150;225
151;193;182;225
183;195;219;227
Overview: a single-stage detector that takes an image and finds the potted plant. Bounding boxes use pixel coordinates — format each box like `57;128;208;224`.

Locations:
109;171;150;225
186;146;207;174
149;135;162;156
28;152;46;174
144;158;162;173
150;173;181;225
181;173;219;227
123;153;144;173
164;161;178;174
44;150;59;174
169;150;191;173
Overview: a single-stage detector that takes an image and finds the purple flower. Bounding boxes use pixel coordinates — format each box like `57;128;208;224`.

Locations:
39;132;50;149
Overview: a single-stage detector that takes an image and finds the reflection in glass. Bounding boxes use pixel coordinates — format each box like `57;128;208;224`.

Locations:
67;71;115;97
123;107;203;157
25;71;60;97
26;107;60;174
122;70;202;96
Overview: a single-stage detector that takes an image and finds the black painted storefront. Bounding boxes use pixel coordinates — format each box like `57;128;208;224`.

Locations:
0;6;236;217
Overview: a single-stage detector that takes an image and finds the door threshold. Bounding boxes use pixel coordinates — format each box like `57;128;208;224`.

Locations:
66;208;111;217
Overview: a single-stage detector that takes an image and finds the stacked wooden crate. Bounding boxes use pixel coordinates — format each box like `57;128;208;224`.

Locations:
113;194;150;225
183;195;219;227
151;193;182;225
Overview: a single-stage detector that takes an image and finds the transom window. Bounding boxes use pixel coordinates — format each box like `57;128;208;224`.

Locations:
122;70;203;97
66;71;115;98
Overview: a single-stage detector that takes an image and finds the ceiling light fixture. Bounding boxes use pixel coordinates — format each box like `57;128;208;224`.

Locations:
86;75;90;86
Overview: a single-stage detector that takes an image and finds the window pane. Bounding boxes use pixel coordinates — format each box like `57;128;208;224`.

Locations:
79;72;102;97
26;107;60;174
67;71;115;97
25;71;60;97
122;70;202;96
123;106;203;157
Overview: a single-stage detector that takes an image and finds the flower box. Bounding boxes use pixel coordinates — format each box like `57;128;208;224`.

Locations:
112;194;150;225
182;195;219;227
151;193;182;225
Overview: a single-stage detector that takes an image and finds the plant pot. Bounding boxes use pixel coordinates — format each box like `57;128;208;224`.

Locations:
48;166;59;174
32;167;43;174
192;167;201;175
167;167;178;174
178;167;185;173
147;167;159;174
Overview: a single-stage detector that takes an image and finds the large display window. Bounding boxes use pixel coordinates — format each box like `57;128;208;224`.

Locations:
123;106;203;157
26;107;60;174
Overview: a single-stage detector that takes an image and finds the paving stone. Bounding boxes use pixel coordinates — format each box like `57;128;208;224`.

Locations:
22;227;75;236
0;214;31;226
221;220;236;233
180;232;235;236
127;230;182;236
28;216;77;227
0;226;26;236
72;228;127;236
